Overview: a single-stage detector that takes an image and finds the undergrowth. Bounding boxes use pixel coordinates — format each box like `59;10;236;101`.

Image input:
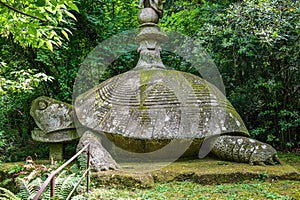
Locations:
1;152;300;199
87;180;300;199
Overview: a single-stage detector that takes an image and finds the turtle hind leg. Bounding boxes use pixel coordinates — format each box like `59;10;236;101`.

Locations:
211;135;280;165
211;135;239;162
77;130;118;171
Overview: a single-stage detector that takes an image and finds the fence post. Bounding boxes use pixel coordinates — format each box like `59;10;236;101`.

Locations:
51;176;55;198
33;143;91;200
87;144;90;193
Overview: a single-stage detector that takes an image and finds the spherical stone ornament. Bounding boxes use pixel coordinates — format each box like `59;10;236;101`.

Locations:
138;8;159;24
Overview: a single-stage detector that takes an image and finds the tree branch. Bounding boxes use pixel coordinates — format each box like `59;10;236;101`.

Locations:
0;1;47;22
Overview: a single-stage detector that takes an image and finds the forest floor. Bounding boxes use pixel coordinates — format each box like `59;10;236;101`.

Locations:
88;180;300;199
87;151;300;199
1;152;299;199
278;151;300;171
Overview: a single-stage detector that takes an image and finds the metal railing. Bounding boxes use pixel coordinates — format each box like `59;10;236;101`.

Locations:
33;143;91;200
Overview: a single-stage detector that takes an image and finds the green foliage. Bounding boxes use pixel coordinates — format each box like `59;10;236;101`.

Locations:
0;0;66;161
0;0;79;51
17;170;84;200
0;187;21;200
163;0;299;149
0;92;49;162
0;67;53;95
0;0;78;99
6;161;88;199
8;165;25;175
220;0;300;149
0;39;54;95
17;178;44;200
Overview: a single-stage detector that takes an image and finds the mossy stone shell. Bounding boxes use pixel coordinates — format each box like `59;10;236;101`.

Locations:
75;69;249;141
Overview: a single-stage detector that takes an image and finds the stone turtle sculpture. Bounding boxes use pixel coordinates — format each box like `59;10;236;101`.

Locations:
30;3;280;171
74;69;280;170
31;69;280;171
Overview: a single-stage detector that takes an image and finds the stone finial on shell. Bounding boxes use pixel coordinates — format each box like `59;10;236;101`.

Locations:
138;0;166;20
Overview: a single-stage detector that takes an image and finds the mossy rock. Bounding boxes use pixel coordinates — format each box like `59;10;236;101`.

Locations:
0;162;24;193
92;158;300;189
92;172;154;189
0;160;50;193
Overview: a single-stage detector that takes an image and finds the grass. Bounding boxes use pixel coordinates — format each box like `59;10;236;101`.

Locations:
278;151;300;171
88;180;300;199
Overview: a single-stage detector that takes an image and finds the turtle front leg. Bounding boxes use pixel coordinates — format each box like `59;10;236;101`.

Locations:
77;130;118;171
211;135;281;165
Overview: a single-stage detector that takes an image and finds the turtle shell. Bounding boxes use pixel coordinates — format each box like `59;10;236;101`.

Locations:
75;69;249;140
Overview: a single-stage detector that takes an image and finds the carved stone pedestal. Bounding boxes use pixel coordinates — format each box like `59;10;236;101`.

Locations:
49;143;64;161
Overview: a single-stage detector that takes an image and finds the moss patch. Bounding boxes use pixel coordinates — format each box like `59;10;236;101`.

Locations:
0;162;25;193
92;157;300;189
278;151;300;172
88;180;300;199
0;160;50;193
92;172;154;189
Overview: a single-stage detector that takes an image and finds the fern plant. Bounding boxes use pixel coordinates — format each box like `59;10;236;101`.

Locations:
55;171;82;199
17;170;83;200
0;187;21;200
17;177;45;199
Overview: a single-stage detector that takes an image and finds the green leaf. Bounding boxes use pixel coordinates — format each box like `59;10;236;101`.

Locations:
45;40;53;51
63;28;72;35
65;1;79;13
49;30;56;39
50;40;59;47
28;26;37;36
45;6;56;14
64;10;77;21
61;29;69;40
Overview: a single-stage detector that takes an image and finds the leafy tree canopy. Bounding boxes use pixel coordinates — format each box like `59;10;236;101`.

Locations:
0;0;79;95
0;0;79;50
163;0;299;149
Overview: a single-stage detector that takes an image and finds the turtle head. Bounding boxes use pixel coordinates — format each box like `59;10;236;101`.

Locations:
30;96;75;133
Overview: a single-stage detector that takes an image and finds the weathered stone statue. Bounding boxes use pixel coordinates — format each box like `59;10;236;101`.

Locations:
138;0;166;19
30;1;281;171
30;97;79;161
